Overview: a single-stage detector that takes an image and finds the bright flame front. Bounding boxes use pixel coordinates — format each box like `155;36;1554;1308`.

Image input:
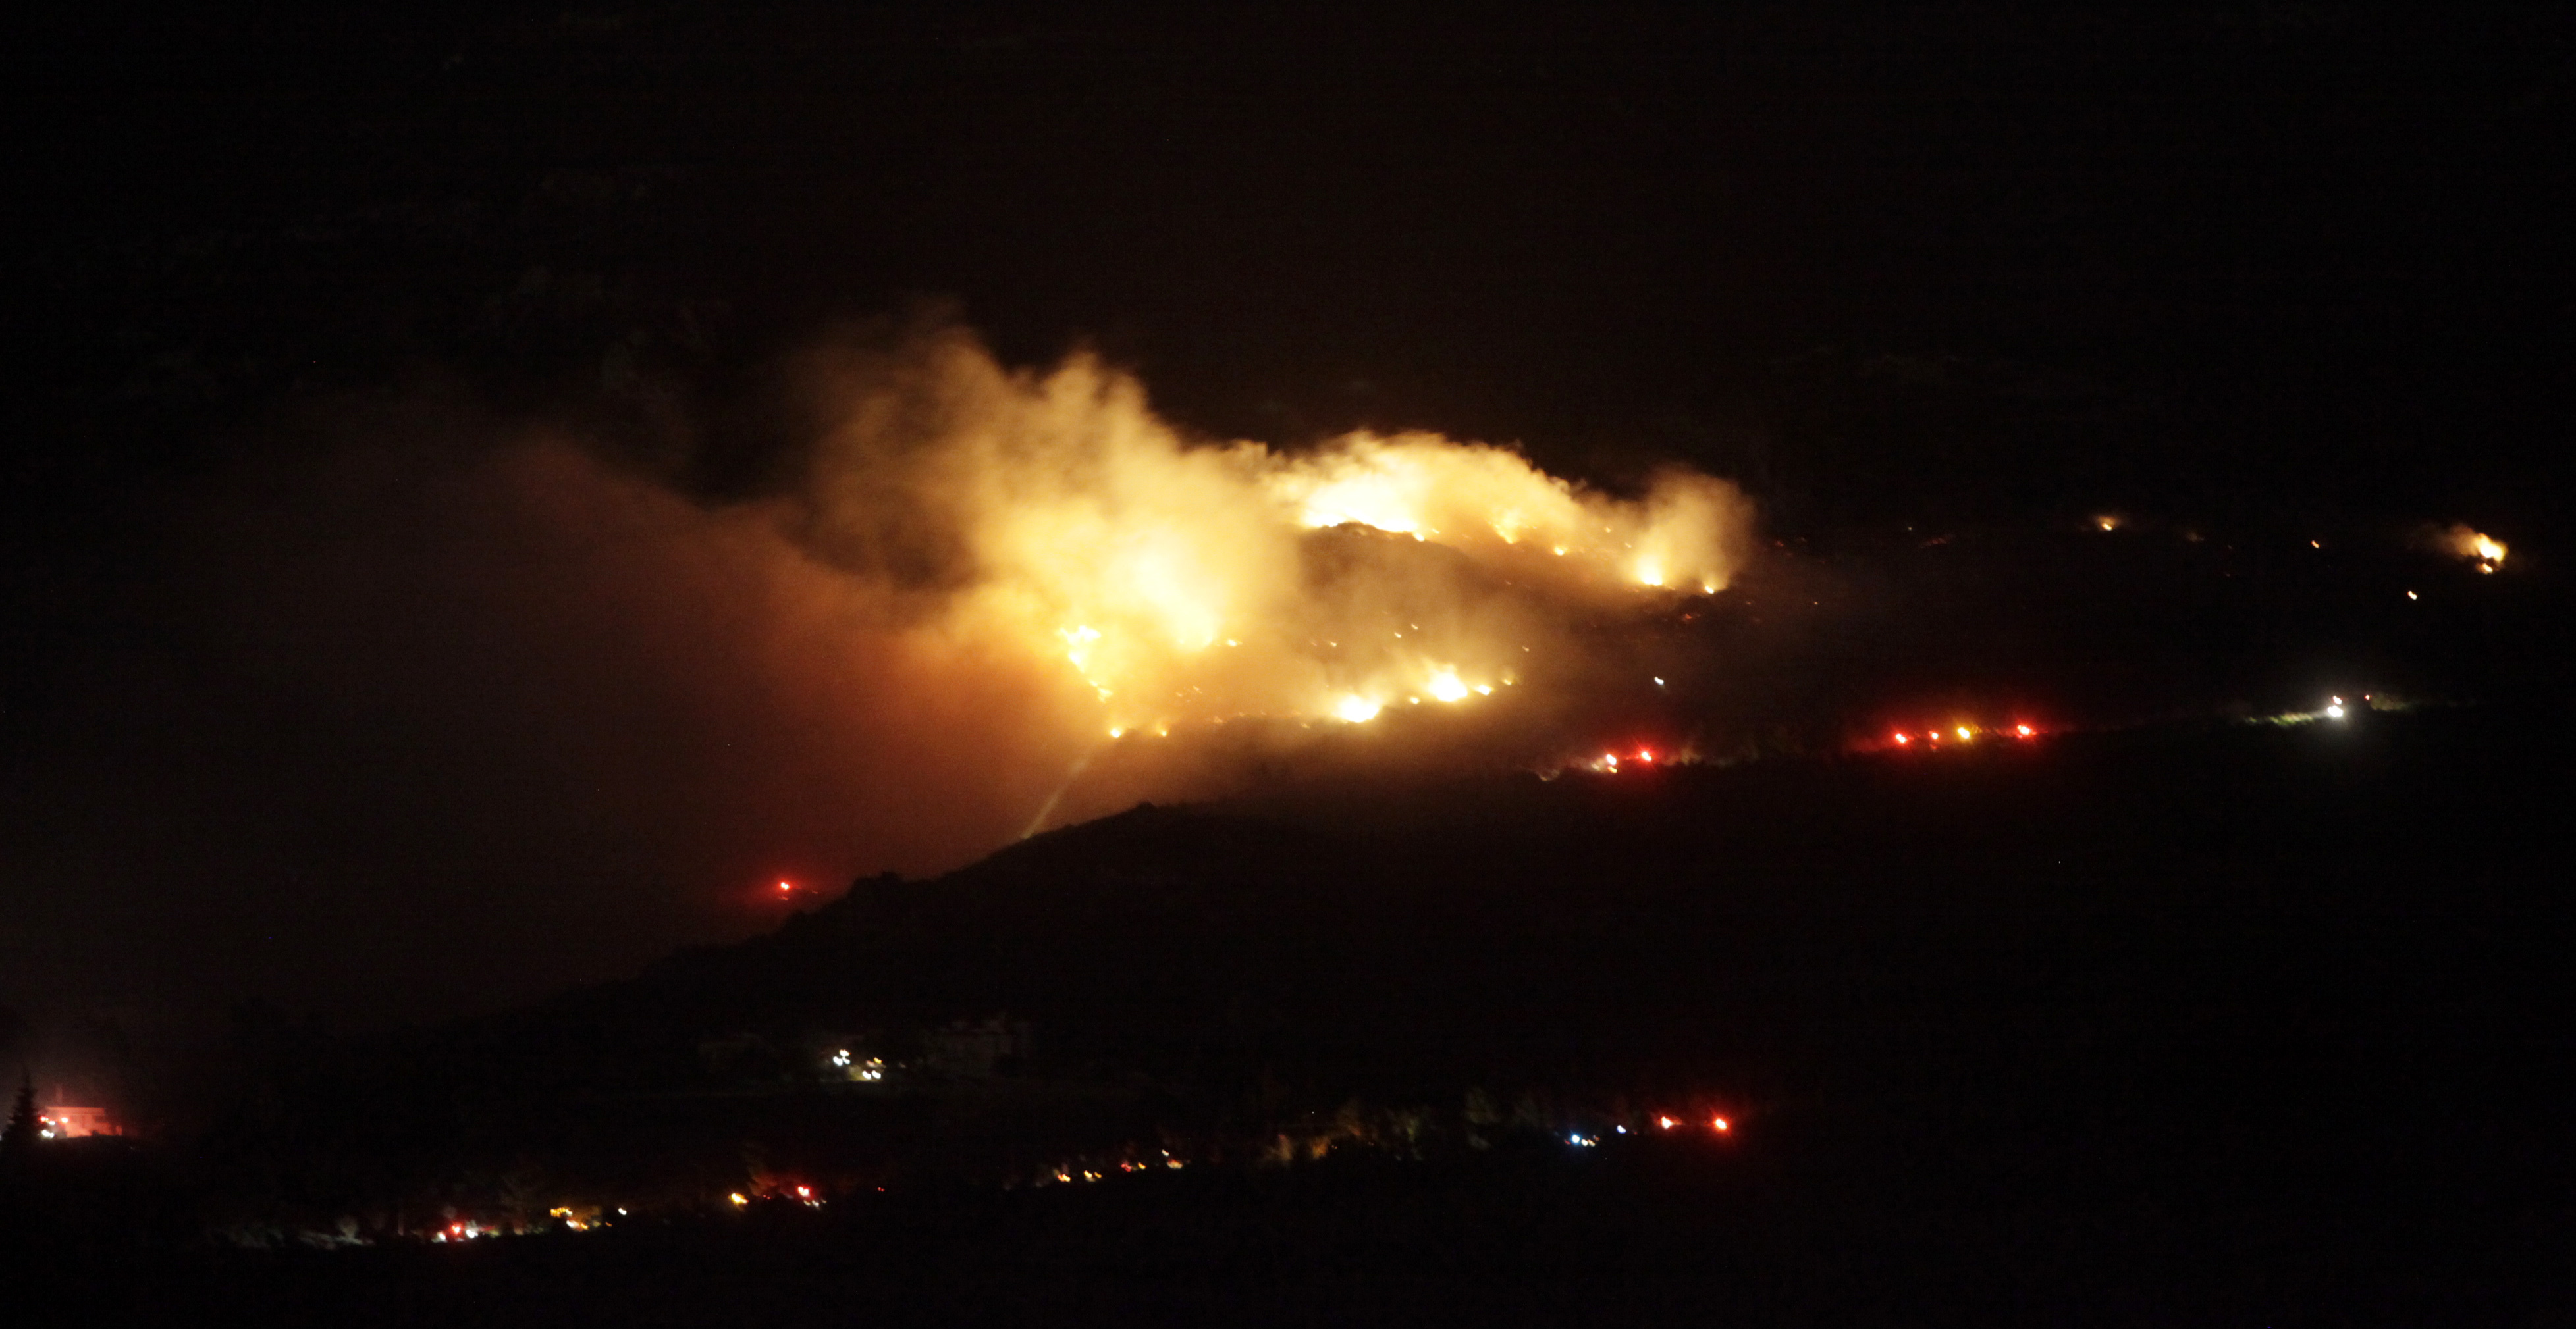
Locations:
800;333;1756;748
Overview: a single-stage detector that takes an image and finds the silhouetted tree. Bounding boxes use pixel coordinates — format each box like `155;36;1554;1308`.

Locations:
1;1074;36;1167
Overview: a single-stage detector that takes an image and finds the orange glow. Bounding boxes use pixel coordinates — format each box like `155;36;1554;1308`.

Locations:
1893;732;1910;745
778;880;793;893
394;327;1761;862
1635;748;1655;764
2429;523;2508;571
2014;724;2033;738
786;334;1754;744
1710;1116;1731;1132
1657;1116;1678;1130
1333;694;1383;724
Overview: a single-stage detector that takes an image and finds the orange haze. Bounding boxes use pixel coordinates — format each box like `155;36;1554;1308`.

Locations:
59;326;1751;1016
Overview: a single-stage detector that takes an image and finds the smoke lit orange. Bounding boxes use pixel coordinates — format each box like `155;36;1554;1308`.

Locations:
797;330;1756;747
2428;523;2507;573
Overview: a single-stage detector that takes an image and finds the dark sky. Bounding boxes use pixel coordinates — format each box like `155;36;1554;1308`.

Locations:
5;3;2569;1050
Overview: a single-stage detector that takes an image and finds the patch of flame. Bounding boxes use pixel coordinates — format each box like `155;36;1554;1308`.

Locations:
2430;523;2507;572
795;332;1755;745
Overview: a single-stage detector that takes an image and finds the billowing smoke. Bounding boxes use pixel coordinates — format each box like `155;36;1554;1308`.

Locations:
17;325;1752;1021
789;325;1752;753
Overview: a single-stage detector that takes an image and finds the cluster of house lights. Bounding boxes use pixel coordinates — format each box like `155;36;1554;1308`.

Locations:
379;1109;1746;1243
1568;1114;1731;1147
1890;723;2038;748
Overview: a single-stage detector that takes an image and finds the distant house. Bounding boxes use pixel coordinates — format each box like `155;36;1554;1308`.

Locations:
39;1098;119;1139
809;1018;1034;1084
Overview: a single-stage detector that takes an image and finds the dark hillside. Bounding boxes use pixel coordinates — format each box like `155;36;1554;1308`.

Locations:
287;704;2566;1205
16;703;2571;1322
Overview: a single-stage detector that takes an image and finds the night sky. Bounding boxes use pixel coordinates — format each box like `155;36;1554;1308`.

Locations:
6;4;2569;1053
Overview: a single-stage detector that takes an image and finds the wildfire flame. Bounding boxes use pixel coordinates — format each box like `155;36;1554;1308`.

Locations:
799;328;1755;744
282;323;1759;878
2428;523;2507;572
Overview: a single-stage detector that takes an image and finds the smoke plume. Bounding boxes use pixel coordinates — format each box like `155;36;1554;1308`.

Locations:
13;325;1753;1020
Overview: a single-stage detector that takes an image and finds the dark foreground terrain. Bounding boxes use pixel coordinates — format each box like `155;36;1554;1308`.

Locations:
9;702;2573;1323
36;1138;2571;1328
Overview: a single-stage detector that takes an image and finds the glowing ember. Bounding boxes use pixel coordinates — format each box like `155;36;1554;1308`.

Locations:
2014;724;2033;738
1711;1116;1731;1132
1333;695;1383;723
1956;725;1973;741
1426;670;1472;703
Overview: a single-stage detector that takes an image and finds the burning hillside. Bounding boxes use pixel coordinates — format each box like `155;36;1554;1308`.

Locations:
784;325;1754;812
20;314;2546;1026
